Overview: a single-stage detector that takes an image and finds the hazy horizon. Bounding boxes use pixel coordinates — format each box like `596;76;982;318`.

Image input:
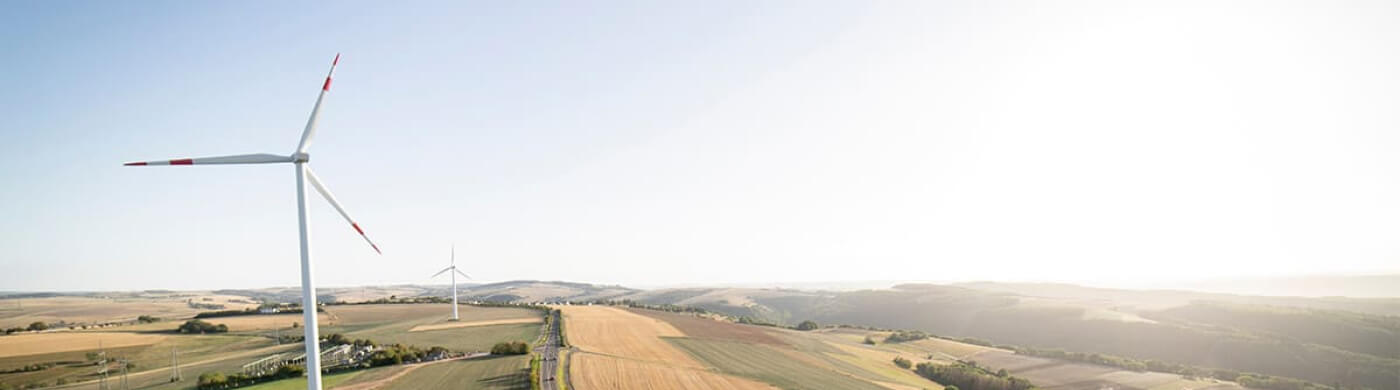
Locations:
7;272;1400;300
7;1;1400;292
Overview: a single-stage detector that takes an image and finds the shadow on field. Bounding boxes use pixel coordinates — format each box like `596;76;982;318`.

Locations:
476;368;529;388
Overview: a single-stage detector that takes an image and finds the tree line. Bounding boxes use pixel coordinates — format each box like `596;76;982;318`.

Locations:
197;365;304;389
490;341;530;355
911;361;1034;390
177;319;229;334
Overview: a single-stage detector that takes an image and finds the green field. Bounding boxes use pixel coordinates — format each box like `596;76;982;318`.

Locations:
382;356;530;390
234;369;366;390
318;305;543;353
320;322;539;354
0;334;286;390
667;338;888;390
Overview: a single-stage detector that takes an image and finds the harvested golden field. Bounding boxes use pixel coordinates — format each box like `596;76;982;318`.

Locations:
408;317;541;332
214;313;329;332
630;309;786;345
0;295;258;328
101;313;330;333
559;305;700;367
904;337;1000;359
570;352;775;390
0;332;166;358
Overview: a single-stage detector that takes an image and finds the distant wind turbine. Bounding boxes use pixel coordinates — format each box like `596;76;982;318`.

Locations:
124;54;378;390
431;245;472;321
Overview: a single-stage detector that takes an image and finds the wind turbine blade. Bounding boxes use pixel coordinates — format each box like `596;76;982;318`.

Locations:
294;54;339;154
431;267;453;278
454;269;472;280
124;153;292;166
304;166;381;254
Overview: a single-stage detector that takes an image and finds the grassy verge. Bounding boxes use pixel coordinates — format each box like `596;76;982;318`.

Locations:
529;354;541;390
555;349;568;390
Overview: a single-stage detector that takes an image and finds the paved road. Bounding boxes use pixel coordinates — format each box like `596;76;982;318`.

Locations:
536;309;562;389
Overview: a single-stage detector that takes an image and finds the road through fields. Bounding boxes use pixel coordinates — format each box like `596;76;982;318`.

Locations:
535;309;562;389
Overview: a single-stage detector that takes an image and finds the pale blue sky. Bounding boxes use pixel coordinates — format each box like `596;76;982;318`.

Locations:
5;1;1400;291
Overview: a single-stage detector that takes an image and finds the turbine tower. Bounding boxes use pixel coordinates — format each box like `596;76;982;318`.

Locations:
124;54;379;390
431;245;472;321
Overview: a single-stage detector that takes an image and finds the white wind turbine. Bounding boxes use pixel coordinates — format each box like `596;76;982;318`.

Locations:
431;245;472;321
124;54;378;390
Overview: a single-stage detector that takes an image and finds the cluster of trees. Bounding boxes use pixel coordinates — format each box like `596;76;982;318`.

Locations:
177;319;229;334
1236;375;1335;390
892;356;912;369
4;322;52;335
324;333;376;347
912;361;1034;390
368;344;447;366
3;324;48;336
195;305;319;319
194;309;260;318
1015;348;1150;371
342;296;454;305
0;362;54;374
196;364;305;389
884;330;930;343
795;320;820;331
491;341;530;355
137;315;161;323
736;316;781;327
186;301;227;310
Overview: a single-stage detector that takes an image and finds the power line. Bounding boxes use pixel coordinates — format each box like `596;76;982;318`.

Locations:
170;347;182;382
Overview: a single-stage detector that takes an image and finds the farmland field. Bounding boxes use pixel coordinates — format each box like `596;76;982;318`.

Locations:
0;295;259;329
567;305;947;390
968;350;1229;390
378;355;530;390
560;305;777;389
233;369;367;390
1;303;543;390
569;352;774;390
109;313;329;333
0;332;167;358
630;309;784;345
318;304;543;353
667;337;888;390
645;311;941;390
408;317;541;332
557;306;698;366
3;336;295;390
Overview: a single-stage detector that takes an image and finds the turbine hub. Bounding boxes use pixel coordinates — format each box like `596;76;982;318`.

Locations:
293;152;310;163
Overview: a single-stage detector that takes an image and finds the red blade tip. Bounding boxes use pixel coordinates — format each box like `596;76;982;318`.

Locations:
333;53;340;66
124;162;147;166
